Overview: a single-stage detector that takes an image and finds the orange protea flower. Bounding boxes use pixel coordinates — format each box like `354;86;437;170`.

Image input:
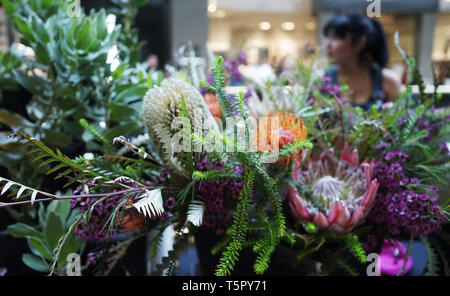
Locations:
116;211;146;232
256;112;308;165
203;92;222;118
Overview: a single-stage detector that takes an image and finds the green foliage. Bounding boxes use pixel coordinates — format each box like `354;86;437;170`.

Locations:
428;237;450;276
279;139;313;160
215;169;255;276
14;131;113;189
211;56;234;118
192;170;240;182
421;236;440;276
8;199;84;275
195;57;291;275
79;118;107;144
0;0;156;188
304;222;318;234
252;221;276;274
151;228;191;276
0;49;22;98
336;258;358;276
344;234;367;264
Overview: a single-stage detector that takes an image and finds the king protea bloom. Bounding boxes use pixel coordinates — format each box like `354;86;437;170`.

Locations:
288;143;379;233
257;112;308;165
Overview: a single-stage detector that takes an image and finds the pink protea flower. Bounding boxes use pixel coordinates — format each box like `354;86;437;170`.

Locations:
288;143;379;233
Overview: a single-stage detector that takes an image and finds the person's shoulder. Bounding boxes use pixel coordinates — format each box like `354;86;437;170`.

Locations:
381;68;402;101
382;68;401;87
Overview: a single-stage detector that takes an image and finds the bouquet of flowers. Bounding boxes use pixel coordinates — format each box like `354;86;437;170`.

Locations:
0;0;448;275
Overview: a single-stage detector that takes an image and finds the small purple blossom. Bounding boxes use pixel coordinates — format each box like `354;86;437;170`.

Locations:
397;115;406;127
384;151;409;163
238;51;247;65
165;196;176;209
70;199;78;208
374;142;388;153
159;211;173;221
233;165;244;175
243;85;255;100
87;253;96;265
318;76;340;96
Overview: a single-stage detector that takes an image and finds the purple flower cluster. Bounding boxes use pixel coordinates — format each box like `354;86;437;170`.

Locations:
72;189;124;243
195;157;244;235
151;169;170;185
223;60;243;83
317;76;340;96
368;152;445;237
200;71;214;95
87;250;115;266
416;110;449;149
243;85;256;101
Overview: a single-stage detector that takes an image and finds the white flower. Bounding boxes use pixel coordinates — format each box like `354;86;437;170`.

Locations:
142;79;218;174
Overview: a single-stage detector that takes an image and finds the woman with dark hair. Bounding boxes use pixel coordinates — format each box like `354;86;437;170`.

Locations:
323;12;401;109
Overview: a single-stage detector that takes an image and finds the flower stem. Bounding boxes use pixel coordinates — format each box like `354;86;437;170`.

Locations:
0;188;143;208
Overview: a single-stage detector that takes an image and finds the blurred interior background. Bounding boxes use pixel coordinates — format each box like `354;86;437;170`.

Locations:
0;0;449;85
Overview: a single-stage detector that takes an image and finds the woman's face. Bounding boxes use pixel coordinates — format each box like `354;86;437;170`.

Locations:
325;32;363;65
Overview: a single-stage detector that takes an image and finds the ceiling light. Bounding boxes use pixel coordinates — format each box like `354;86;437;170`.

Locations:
281;22;295;31
259;21;271;31
208;3;217;13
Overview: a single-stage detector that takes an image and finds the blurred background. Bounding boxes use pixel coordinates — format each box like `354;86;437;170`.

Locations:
0;0;448;85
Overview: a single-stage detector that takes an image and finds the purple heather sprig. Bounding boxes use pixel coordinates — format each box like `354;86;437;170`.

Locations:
368;152;445;237
317;76;340;96
195;157;244;235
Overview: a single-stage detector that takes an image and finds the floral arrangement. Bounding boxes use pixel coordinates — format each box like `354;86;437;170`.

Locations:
0;1;448;276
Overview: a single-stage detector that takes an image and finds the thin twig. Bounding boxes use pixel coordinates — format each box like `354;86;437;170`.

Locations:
0;188;144;208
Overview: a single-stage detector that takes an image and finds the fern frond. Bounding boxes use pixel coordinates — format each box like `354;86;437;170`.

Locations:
192;170;240;182
211;228;233;255
211;56;234;118
200;79;216;92
103;154;157;169
336;258;358;276
215;169;255;276
252;222;276;275
151;229;191;276
178;94;194;174
14;131;109;185
344;234;367;264
79;118;107;143
132;188;164;218
149;222;172;258
186;201;204;227
400;104;424;143
429;237;449;276
0;177;44;205
279;138;313;159
422;236;440;276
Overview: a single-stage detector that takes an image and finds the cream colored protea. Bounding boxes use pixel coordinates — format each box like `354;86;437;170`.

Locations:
142;78;219;174
246;85;303;118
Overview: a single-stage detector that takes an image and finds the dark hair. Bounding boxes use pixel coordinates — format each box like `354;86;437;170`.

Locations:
323;12;389;68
